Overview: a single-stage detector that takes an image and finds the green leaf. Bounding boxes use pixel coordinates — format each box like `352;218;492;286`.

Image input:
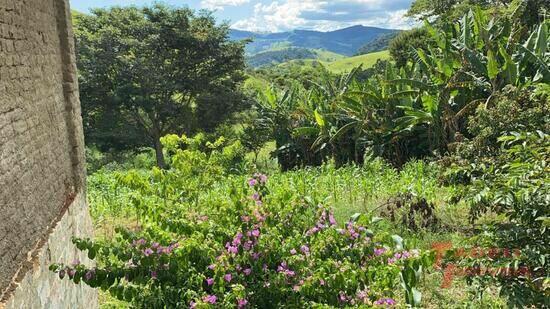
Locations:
487;49;499;80
314;109;325;127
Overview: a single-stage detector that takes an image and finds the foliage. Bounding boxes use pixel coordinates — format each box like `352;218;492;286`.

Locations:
447;131;549;307
253;10;549;169
247;48;317;68
73;5;247;168
54;147;438;308
388;28;432;68
356;33;400;56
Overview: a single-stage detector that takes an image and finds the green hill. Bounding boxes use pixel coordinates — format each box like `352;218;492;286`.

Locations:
326;50;390;73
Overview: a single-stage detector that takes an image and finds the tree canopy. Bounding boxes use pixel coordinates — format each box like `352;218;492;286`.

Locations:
74;5;248;168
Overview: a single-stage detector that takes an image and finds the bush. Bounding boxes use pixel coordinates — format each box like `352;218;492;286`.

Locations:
55;141;437;307
448;132;549;307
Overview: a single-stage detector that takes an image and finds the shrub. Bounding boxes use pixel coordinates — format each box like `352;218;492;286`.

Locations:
448;131;549;307
53;169;435;308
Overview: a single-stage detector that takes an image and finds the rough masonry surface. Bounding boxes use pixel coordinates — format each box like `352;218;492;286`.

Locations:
0;0;96;307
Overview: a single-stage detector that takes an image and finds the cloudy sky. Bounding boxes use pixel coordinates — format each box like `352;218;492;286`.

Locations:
70;0;415;32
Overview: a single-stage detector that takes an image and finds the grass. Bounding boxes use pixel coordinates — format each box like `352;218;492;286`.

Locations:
325;50;390;73
274;50;390;74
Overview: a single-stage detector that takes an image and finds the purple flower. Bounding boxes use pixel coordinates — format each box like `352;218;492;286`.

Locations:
67;268;76;278
241;215;250;222
255;200;263;206
150;271;157;279
151;242;160;249
259;174;268;184
388;258;396;264
189;301;197;309
85;270;95;280
208;264;216;270
58;269;66;279
243;268;252;276
224;273;232;282
374;298;396;306
300;245;310;255
248;178;257;187
206;278;214;286
202;295;217;304
251;193;260;201
374;247;386;256
251;252;261;260
329;212;337;225
290;249;297;255
251;229;260;237
143;248;154;256
233;233;244;245
319;279;325;286
339;291;349;303
238;298;248;308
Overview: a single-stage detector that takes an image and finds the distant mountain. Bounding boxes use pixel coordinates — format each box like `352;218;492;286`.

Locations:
356;32;400;55
229;25;399;57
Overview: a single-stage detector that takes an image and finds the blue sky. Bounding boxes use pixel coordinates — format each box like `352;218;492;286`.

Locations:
69;0;415;32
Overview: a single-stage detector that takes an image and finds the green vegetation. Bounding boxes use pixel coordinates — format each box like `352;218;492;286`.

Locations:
55;2;548;308
324;51;391;73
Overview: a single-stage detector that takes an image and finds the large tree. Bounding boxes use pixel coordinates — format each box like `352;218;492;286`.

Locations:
73;5;247;168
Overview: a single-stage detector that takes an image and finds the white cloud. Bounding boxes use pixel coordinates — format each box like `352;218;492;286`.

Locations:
201;0;250;11
232;0;415;32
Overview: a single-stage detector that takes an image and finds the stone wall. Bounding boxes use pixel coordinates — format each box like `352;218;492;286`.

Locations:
0;0;97;307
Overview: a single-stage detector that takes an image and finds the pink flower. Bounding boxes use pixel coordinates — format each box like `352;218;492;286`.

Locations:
189;301;197;309
248;178;257;187
374;248;386;256
241;215;250;222
238;298;248;308
329;212;337;225
84;269;94;280
319;279;325;286
251;229;260;237
300;245;310;255
150;271;157;279
243;268;252;276
290;249;297;255
259;174;268;184
256;200;263;206
208;264;216;270
251;193;260;201
206;278;214;286
143;248;154;256
151;242;160;249
202;295;217;304
224;273;232;282
374;298;396;306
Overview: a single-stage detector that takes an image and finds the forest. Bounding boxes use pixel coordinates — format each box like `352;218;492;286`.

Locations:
51;0;549;308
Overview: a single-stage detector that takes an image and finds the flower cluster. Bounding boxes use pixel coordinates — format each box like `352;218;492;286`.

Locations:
306;209;337;236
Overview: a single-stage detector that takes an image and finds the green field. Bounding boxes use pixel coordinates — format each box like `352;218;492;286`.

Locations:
325;50;390;73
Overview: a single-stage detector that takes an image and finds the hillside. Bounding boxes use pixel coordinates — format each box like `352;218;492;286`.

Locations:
230;25;398;56
326;50;390;73
246;48;346;68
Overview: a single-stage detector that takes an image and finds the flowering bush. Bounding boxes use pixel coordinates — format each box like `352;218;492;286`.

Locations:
53;170;434;308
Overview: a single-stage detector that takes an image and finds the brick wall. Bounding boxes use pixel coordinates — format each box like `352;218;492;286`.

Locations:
0;0;96;306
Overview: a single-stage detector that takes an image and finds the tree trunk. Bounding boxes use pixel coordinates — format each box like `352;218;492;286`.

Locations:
153;137;167;169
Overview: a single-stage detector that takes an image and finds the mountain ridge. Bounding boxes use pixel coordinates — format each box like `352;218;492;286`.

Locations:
229;25;399;56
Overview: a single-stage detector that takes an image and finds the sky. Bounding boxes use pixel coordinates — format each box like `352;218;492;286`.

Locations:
69;0;415;32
